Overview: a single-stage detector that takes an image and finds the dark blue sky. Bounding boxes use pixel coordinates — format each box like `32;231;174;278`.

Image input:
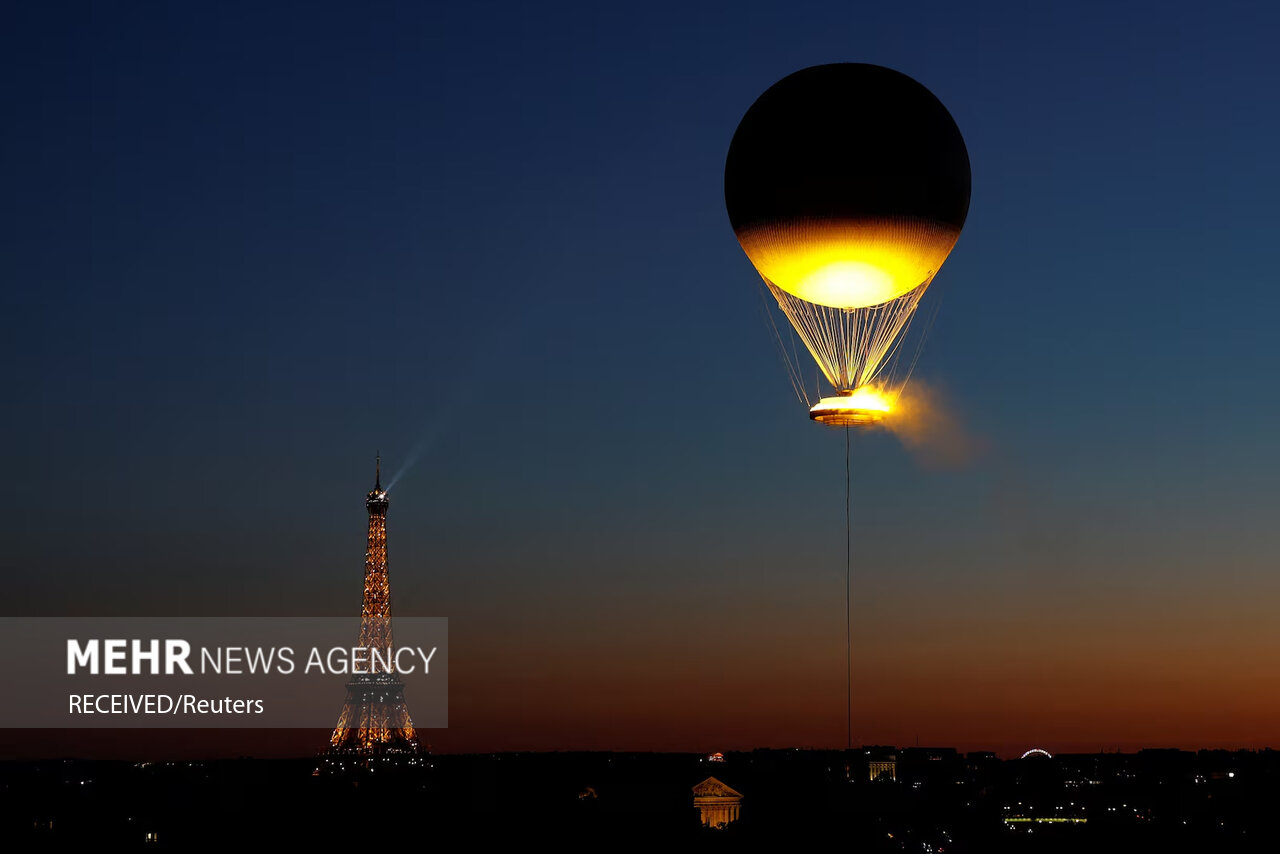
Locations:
3;1;1279;753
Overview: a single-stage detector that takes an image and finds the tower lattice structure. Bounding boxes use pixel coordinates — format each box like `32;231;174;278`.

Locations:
325;456;421;764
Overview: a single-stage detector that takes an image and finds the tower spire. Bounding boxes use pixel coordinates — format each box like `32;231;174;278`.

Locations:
375;452;382;492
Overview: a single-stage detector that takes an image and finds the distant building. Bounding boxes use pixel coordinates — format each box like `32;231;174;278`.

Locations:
692;777;743;829
898;747;960;789
707;752;725;763
869;758;896;782
860;745;897;782
903;747;958;762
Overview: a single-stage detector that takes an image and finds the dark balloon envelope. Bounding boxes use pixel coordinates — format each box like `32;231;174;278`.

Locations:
725;63;971;310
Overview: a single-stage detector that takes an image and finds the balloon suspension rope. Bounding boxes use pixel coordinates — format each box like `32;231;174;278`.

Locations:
844;425;852;753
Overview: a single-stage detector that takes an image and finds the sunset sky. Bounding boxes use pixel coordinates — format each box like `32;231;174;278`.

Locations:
3;1;1279;758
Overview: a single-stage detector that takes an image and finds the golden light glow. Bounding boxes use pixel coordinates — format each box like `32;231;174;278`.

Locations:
737;218;959;309
809;385;893;426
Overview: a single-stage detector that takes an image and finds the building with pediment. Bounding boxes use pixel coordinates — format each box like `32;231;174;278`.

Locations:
692;777;743;829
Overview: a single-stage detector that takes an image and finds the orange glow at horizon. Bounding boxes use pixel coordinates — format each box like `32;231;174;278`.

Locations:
418;563;1280;757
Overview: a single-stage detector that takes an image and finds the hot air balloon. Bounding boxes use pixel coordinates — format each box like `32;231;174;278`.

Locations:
725;64;971;751
725;63;970;425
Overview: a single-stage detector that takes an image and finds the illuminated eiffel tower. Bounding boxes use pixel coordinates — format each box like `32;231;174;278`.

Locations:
322;455;422;770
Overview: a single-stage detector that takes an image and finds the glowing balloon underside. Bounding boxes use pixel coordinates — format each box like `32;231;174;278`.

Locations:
737;218;960;310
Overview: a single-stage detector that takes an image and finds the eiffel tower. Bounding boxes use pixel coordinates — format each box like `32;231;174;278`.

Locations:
322;455;422;770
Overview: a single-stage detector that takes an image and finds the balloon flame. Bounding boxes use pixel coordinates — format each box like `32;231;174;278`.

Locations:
809;385;892;426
